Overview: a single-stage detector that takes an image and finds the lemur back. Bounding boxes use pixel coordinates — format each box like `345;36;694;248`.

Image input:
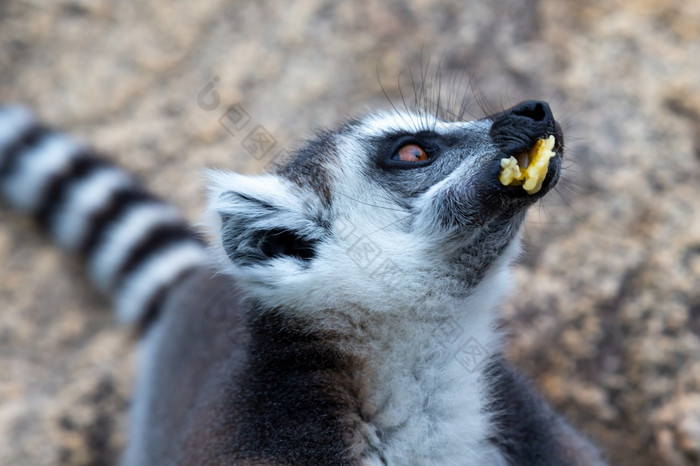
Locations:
0;103;606;465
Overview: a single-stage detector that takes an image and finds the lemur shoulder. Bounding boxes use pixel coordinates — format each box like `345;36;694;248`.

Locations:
0;100;606;465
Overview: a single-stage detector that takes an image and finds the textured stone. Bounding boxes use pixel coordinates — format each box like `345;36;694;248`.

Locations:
1;0;699;464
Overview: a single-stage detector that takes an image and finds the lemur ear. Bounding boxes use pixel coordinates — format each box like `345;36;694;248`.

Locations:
206;171;327;267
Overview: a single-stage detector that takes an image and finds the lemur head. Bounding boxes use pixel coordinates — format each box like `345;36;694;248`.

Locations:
207;101;563;316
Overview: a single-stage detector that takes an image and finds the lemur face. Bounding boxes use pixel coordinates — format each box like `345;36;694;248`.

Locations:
208;101;563;312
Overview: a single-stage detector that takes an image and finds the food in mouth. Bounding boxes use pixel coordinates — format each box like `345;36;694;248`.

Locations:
499;135;556;195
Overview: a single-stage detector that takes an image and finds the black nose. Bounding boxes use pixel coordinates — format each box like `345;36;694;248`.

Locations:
509;100;553;124
489;100;557;153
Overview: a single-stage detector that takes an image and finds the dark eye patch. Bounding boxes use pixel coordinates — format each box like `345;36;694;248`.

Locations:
365;128;473;202
376;131;444;170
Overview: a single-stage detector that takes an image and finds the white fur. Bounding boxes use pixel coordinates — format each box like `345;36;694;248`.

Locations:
1;133;82;211
356;239;520;465
88;203;182;291
114;242;208;324
0;105;34;154
50;167;135;250
357;110;488;137
207;170;322;233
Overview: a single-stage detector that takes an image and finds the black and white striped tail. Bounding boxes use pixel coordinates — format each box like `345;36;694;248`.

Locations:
0;105;209;327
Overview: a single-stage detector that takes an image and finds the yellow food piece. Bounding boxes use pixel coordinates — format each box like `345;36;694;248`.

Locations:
499;157;523;186
499;135;556;195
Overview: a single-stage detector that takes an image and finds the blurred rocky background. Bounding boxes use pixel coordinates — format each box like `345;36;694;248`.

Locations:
1;0;699;464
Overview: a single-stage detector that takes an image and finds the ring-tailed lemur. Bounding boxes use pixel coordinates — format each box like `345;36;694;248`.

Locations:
0;101;606;465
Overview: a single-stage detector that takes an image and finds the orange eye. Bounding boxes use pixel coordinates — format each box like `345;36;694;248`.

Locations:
396;144;429;162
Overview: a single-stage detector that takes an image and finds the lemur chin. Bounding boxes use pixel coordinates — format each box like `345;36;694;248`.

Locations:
0;100;606;465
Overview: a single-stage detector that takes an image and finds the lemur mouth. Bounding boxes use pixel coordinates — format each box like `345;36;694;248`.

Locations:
493;131;564;199
488;101;564;200
499;135;559;195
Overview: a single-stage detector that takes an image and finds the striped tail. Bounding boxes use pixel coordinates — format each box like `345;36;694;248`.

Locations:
0;105;209;328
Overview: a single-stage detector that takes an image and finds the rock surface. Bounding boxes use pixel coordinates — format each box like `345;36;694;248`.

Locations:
1;0;699;464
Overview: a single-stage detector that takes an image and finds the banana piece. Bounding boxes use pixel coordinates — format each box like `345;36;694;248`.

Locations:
499;135;556;195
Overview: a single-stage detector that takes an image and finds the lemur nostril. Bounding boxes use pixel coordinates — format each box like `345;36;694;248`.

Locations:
490;100;560;158
512;101;548;122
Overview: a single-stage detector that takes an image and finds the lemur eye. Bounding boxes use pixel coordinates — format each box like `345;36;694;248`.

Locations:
395;144;429;162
